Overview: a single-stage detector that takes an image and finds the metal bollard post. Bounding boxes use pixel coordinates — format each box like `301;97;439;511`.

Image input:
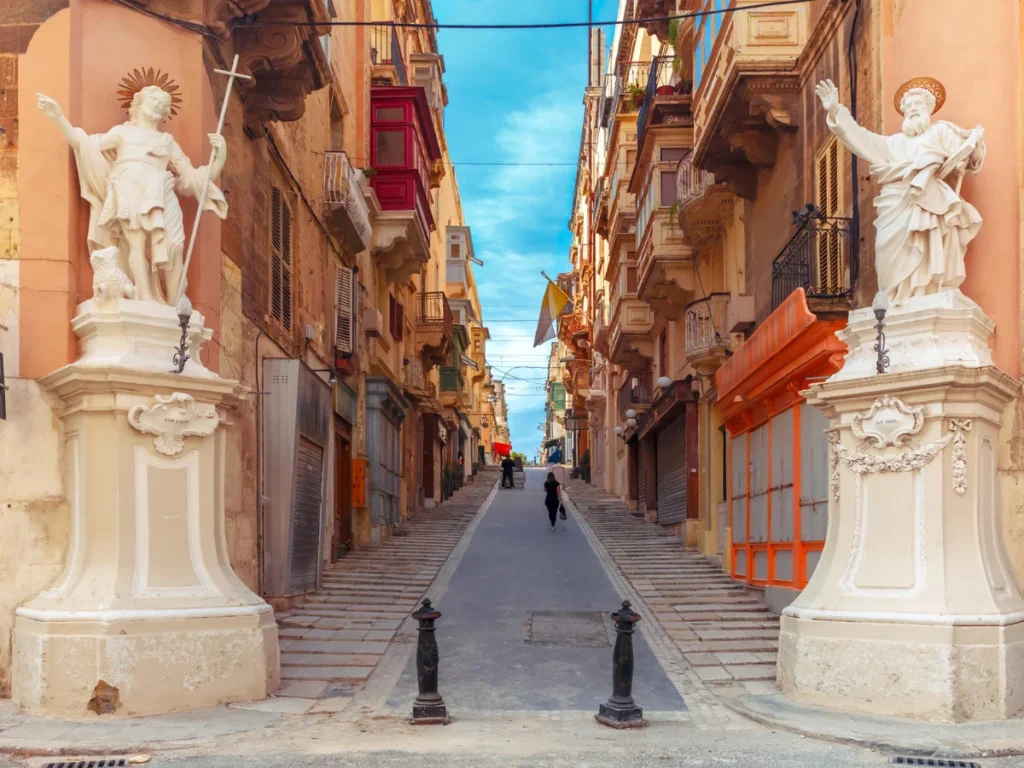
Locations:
595;600;646;728
411;598;449;724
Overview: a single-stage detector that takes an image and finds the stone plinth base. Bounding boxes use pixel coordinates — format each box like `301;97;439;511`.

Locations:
11;306;278;717
13;608;279;717
778;615;1024;721
778;294;1024;723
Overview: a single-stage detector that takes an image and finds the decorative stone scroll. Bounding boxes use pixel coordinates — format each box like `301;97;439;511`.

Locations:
828;418;973;502
128;392;220;456
850;396;924;448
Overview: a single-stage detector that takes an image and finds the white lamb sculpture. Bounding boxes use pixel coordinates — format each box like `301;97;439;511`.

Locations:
90;246;136;302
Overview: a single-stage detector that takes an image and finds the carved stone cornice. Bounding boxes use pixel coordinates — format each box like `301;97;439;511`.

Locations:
209;0;330;134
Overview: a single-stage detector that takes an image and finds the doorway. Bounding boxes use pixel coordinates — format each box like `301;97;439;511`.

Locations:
333;430;352;560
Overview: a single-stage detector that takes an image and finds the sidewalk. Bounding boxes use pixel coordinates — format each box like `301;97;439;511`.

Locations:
563;478;1024;759
0;475;498;754
274;476;497;704
564;479;778;693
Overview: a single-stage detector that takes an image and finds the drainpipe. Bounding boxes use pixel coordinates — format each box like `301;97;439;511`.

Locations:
845;0;862;295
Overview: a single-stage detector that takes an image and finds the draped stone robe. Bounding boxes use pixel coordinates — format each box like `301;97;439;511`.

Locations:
827;106;984;302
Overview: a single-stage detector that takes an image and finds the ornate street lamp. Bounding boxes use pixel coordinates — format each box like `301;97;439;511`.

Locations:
872;291;890;375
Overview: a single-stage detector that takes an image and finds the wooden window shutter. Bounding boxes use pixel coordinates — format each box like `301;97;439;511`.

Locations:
814;136;843;294
395;299;405;341
270;186;293;330
626;265;638;294
335;265;355;355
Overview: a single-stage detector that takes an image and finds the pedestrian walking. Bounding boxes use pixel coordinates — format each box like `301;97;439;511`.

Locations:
543;472;567;530
500;456;515;489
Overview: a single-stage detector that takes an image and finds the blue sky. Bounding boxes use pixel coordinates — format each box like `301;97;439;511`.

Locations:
435;0;618;457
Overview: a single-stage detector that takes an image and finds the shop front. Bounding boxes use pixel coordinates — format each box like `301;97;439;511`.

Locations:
715;290;847;611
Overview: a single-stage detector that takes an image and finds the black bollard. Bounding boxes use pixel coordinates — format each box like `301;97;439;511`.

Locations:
411;598;449;724
595;600;646;729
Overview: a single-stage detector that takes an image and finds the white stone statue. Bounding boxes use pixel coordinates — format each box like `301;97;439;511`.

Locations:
36;85;228;305
816;77;986;303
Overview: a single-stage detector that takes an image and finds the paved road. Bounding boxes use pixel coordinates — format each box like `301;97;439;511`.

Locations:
386;467;685;713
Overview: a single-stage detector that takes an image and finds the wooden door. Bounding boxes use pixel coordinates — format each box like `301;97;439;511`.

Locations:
333;433;352;560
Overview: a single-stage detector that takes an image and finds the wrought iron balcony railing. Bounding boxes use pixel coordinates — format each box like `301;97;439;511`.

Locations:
370;24;408;86
685;293;731;360
417;291;453;331
637;56;688;148
323;150;372;252
676;152;717;209
771;205;854;311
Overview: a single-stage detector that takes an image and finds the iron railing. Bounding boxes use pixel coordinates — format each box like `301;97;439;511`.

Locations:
676;152;717;208
323;150;372;249
370;24;407;86
637;56;685;148
617;372;652;415
685;293;731;360
418;291;453;332
771;204;854;311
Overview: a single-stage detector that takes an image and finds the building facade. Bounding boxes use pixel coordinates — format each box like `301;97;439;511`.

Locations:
0;0;498;706
566;0;1024;613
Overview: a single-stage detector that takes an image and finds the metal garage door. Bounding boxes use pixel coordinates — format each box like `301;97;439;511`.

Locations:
290;437;325;593
656;414;688;525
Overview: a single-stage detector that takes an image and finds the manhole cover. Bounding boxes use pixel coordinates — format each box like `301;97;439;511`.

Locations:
525;611;612;647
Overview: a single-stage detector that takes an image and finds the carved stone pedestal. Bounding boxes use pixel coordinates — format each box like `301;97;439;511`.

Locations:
11;304;279;717
778;297;1024;722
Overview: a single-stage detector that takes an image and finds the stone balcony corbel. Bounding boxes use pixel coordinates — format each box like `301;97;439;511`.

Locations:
691;0;807;198
210;0;331;135
372;211;431;286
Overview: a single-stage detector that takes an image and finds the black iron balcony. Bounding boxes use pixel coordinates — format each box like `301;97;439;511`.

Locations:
771;205;854;311
617;372;652;416
637;56;692;149
370;24;407;86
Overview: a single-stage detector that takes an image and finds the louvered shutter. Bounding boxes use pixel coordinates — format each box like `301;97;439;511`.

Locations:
335;265;354;355
271;187;294;330
815;136;843;294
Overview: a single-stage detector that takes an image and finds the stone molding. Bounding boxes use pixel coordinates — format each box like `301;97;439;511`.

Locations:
128;392;221;456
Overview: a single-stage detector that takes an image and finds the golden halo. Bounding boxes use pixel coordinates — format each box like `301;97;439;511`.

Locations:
117;68;183;121
894;77;946;116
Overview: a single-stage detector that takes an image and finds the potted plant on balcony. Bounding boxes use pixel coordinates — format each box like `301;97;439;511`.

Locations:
628;83;645;109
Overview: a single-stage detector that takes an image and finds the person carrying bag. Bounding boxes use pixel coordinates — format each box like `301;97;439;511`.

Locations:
543;472;566;531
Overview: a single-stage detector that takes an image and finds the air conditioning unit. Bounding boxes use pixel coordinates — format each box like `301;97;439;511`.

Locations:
365;308;384;337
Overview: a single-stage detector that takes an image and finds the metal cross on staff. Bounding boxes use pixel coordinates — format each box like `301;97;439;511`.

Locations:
172;54;251;373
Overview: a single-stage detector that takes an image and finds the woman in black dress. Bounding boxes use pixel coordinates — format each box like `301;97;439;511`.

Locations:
543;472;562;530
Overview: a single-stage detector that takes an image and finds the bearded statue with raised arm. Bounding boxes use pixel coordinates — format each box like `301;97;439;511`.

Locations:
36;82;228;305
815;77;985;303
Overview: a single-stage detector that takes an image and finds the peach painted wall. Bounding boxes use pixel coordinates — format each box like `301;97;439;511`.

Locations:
19;0;222;378
882;0;1021;377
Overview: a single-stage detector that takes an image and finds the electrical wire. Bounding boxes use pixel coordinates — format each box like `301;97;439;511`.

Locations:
256;0;810;32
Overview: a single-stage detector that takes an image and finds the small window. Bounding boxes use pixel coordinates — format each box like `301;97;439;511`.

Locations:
814;135;845;293
660;148;687;163
659;330;668;377
375;106;405;122
376;129;406;166
450;242;461;260
389;294;405;341
660;171;678;207
270;186;293;331
626;266;638;294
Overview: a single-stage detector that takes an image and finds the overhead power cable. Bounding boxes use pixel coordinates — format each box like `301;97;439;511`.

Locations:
252;0;810;30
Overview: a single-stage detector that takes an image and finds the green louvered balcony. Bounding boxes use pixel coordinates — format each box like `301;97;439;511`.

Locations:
440;366;463;392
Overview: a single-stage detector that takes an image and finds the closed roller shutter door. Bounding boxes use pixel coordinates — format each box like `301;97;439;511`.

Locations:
656;414;688;525
290;437;324;593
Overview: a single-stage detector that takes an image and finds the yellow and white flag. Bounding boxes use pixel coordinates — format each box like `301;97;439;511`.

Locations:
533;278;573;347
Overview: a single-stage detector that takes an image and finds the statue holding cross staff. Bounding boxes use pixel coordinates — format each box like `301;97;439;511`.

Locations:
36;56;251;307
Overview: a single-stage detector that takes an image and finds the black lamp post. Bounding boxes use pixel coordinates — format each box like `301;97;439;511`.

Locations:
172;294;192;374
872;290;890;375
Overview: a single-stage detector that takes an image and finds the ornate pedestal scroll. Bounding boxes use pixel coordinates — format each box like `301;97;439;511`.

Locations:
777;296;1024;722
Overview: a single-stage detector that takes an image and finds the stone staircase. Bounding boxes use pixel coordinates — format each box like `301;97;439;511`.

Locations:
566;479;780;693
273;475;495;697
